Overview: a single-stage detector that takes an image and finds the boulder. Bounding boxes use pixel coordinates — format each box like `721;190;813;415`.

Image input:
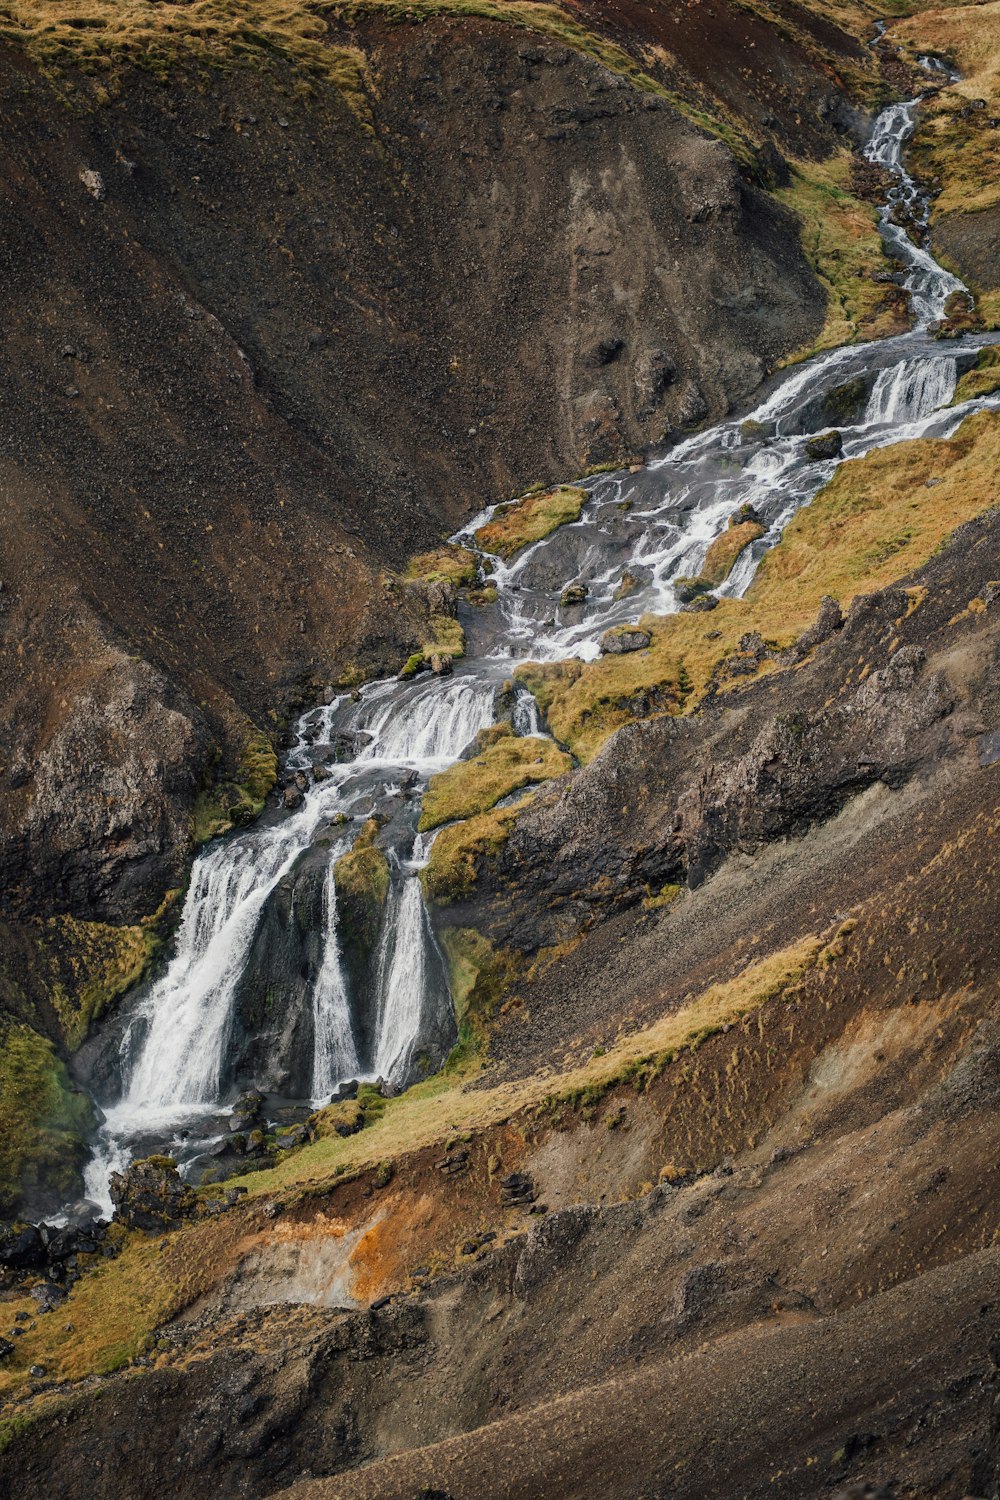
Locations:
430;653;453;676
729;503;762;528
0;1221;45;1271
109;1156;196;1232
283;784;304;811
560;583;589;607
600;626;651;655
229;1089;265;1133
803;430;843;462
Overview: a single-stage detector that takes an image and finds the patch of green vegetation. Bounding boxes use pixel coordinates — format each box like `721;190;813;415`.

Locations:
775;151;912;361
439;928;520;1069
334;820;390;938
193;727;278;846
0;1021;95;1216
419;729;571;831
952;345;1000;404
643;882;683;911
421;798;531;905
405;545;478;588
35;895;177;1050
514;409;1000;761
474;485;587;561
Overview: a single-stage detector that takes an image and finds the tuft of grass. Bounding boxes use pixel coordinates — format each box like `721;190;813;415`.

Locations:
952;345;1000;404
334;819;390;947
419;730;571;831
699;519;766;587
775;151;912;361
474;486;587;561
405;545;478;588
514;409;1000;760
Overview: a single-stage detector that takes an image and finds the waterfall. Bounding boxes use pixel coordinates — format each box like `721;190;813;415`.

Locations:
120;823;310;1116
311;854;360;1103
358;677;495;765
77;74;1000;1212
866;357;957;424
371;878;440;1086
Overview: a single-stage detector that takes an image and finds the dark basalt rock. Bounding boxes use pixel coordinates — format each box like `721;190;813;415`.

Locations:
0;1221;45;1270
600;626;651;655
109;1156;196;1233
803;429;844;461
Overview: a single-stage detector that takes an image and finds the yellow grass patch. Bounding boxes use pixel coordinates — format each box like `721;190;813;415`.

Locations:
419;731;572;831
474;486;587;561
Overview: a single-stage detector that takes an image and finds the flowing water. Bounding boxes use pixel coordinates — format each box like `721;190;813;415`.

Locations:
79;70;1000;1216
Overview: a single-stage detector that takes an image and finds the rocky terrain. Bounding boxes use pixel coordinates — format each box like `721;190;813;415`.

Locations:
2;1;1000;1497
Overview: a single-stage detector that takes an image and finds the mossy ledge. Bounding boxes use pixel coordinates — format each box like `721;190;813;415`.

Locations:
515;410;1000;761
0;1021;95;1217
474;485;587;561
193;727;278;846
419;727;572;832
421;798;532;906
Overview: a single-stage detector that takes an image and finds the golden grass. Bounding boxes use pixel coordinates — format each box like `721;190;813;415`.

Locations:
405;545;478;588
515;409;1000;760
419;731;572;831
775;152;912;361
701;519;766;586
952;345;1000;404
474;485;587;561
421;796;532;903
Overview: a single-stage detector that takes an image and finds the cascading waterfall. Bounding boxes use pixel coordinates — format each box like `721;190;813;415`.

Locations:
78;64;1000;1214
311;851;360;1104
866;356;957;424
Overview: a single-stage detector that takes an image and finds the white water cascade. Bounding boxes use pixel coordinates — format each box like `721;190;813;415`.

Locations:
79;64;1000;1215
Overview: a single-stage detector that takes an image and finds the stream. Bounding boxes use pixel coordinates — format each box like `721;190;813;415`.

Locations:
76;67;1000;1218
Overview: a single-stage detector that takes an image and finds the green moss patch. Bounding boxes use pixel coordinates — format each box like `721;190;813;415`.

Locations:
0;1021;95;1216
474;486;587;561
194;727;277;846
419;730;572;832
439;927;520;1068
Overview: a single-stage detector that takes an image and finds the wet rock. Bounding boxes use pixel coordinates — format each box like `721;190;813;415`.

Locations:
682;593;719;614
319;730;374;763
283;784;304;811
0;1221;45;1270
229;1090;265;1133
109;1156;196;1232
0;1338;13;1362
739;419;769;444
430;653;453;676
560;583;589;606
729;502;762;528
803;430;843;462
600;626;651;655
311;762;330;782
673;576;714;605
30;1283;66;1313
328;1078;359;1103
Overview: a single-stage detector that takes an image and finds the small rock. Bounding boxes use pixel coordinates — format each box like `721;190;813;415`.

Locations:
0;1339;13;1362
803;430;843;462
29;1365;46;1379
600;626;651;655
311;762;330;782
79;168;105;201
683;594;719;614
560;583;589;607
283;784;303;811
429;653;453;676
